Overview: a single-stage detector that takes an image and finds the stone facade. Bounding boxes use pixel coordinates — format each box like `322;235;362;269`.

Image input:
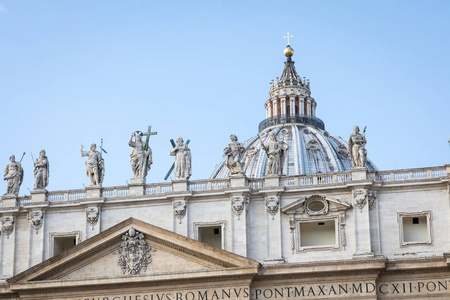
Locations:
0;45;449;299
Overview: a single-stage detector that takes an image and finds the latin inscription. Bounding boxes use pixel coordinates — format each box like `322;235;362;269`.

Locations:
75;279;450;300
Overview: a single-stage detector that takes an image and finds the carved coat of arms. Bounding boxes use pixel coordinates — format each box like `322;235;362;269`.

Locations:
118;228;154;275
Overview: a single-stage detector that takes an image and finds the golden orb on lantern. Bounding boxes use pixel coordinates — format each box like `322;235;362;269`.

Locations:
284;45;294;57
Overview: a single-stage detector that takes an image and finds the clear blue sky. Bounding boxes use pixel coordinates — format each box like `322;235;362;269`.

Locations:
0;0;449;194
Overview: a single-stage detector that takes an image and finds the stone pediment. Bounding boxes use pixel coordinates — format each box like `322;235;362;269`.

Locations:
8;218;259;297
281;195;351;216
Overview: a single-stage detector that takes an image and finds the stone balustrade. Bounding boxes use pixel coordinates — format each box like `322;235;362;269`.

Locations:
1;165;448;207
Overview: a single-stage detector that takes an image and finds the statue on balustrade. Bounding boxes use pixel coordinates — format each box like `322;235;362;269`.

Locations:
261;131;288;176
33;150;49;190
223;134;246;175
169;137;191;180
129;132;152;179
80;143;104;186
3;155;24;196
348;126;367;168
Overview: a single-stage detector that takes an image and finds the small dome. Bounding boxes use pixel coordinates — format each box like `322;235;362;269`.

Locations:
210;125;377;179
284;45;294;57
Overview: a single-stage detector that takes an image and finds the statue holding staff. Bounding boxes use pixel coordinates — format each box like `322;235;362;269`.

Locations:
129;132;153;179
80;143;104;186
169;137;191;180
3;154;24;196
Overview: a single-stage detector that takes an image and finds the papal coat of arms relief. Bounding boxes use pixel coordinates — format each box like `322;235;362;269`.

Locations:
117;227;155;275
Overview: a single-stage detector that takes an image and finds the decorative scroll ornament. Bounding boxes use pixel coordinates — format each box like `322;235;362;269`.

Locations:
29;211;43;234
118;227;154;275
368;190;377;208
1;216;14;238
231;196;247;220
266;196;279;219
173;200;186;224
352;189;367;211
86;207;99;230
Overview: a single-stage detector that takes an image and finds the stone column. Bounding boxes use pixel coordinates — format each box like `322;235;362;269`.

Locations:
306;98;312;115
0;211;18;277
300;98;305;115
312;101;316;117
352;188;374;258
229;192;250;257
280;97;286;116
262;186;284;263
27;205;47;268
290;97;295;116
272;99;278;117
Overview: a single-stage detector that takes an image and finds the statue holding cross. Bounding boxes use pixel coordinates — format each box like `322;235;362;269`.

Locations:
129;125;157;182
169;137;191;180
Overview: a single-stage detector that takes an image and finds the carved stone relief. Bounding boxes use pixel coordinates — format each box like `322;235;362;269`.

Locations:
352;189;367;211
266;196;280;219
1;216;14;238
86;207;99;230
304;195;329;216
230;196;248;220
29;211;43;234
118;228;154;275
173;199;186;224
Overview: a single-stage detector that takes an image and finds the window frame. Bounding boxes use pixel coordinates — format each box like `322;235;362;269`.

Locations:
193;221;227;250
49;231;82;257
296;215;342;252
397;211;433;247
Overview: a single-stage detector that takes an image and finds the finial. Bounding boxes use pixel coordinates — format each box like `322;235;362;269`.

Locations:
283;32;294;57
283;32;293;46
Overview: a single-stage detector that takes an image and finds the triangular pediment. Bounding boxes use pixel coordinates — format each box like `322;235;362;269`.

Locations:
8;218;259;293
282;194;351;215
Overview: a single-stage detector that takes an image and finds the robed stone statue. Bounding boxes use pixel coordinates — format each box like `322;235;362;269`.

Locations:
3;155;24;196
223;134;246;175
348;126;367;168
170;137;191;180
33;150;49;190
129;132;153;180
262;131;287;176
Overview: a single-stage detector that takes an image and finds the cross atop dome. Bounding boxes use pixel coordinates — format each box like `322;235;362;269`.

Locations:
283;32;293;45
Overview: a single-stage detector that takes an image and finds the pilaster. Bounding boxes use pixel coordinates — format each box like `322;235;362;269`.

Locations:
81;200;103;239
280;97;286;115
171;194;191;237
262;188;285;263
352;188;374;258
229;192;250;257
1;210;18;277
27;204;47;268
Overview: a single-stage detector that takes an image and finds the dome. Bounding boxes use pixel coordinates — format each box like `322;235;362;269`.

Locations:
210;40;377;179
210;125;377;179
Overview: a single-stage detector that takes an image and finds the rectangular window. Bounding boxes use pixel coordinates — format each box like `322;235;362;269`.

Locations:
50;231;81;257
54;236;77;256
198;226;222;249
299;219;337;249
398;212;432;246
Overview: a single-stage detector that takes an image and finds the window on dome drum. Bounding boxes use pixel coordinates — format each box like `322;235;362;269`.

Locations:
50;231;81;257
398;211;432;247
299;219;337;249
194;222;225;249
